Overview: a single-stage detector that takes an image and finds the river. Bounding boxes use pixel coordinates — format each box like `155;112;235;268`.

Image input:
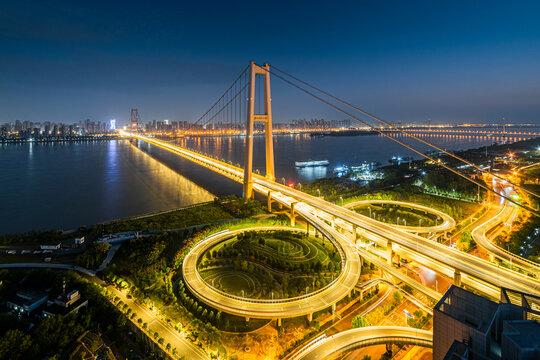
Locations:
0;129;533;234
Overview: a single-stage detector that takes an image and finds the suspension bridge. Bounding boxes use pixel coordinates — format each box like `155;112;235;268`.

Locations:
120;60;540;356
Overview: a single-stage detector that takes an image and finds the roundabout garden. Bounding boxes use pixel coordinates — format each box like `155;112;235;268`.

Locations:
197;230;342;300
345;200;455;232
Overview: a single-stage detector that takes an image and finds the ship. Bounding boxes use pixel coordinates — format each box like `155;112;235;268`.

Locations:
295;160;330;167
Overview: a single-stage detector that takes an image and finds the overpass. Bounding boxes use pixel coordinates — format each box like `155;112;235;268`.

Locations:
344;199;456;233
182;226;360;322
124;132;540;303
290;326;432;360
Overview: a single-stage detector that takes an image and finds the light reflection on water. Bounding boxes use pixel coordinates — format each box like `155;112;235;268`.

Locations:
1;128;536;234
0;140;214;234
172;131;532;183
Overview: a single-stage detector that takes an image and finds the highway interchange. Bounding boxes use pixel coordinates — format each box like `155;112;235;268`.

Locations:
121;132;540;359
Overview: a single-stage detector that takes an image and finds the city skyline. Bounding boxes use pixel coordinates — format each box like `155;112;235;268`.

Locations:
2;1;540;125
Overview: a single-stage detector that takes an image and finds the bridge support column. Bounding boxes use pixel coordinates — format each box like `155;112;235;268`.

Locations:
242;62;256;201
331;216;336;229
352;224;358;242
332;303;336;313
307;313;313;322
245;316;250;323
360;290;364;301
267;191;273;212
386;344;392;355
387;241;394;266
290;202;297;227
277;318;281;327
243;61;275;201
454;270;462;286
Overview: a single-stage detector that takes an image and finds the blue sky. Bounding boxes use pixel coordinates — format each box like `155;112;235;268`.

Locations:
1;0;540;125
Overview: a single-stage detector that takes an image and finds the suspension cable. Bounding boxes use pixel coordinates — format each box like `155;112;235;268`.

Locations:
265;67;540;217
179;65;249;136
269;65;540;202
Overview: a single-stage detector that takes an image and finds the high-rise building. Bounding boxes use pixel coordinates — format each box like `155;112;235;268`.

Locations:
434;285;540;360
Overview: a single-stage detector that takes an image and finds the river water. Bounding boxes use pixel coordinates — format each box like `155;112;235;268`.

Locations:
0;129;534;234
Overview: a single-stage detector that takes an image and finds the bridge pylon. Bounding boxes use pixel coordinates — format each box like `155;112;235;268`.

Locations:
130;108;139;135
243;61;275;200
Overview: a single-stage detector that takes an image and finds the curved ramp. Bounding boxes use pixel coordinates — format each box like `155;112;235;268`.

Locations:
182;225;361;319
292;326;432;360
345;200;455;233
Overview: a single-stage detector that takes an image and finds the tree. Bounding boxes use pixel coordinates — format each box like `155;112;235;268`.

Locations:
457;230;476;252
361;356;371;360
158;337;164;345
166;343;172;351
393;290;403;304
351;315;369;328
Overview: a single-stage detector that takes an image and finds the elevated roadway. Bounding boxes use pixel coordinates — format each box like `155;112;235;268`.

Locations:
182;226;361;320
471;180;540;277
125;133;540;300
290;326;432;360
344;199;455;233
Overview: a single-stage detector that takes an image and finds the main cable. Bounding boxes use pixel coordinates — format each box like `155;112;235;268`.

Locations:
265;67;540;217
270;65;540;202
180;65;249;136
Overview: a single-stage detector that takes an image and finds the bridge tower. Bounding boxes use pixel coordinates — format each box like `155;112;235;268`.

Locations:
130;108;139;134
243;61;275;200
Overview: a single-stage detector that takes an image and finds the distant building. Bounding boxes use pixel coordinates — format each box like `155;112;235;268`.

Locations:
42;289;88;318
6;290;48;316
434;285;540;360
74;237;85;245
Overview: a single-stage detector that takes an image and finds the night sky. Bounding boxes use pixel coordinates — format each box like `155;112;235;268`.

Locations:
1;1;540;126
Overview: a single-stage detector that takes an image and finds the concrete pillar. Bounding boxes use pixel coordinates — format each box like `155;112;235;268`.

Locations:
307;313;313;322
242;61;256;201
306;222;310;236
387;241;394;266
290;202;296;227
331;216;336;229
360;290;364;301
277;318;281;327
332;303;336;312
262;63;275;182
454;270;462;286
245;316;250;322
352;224;358;242
267;191;273;212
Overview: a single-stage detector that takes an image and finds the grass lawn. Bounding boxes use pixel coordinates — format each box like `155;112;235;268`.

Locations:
198;230;342;300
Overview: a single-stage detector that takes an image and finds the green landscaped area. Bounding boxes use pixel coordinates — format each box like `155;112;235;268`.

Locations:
350;203;438;227
197;230;342;300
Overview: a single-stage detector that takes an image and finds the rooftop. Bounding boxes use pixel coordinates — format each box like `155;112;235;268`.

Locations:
435;285;499;334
